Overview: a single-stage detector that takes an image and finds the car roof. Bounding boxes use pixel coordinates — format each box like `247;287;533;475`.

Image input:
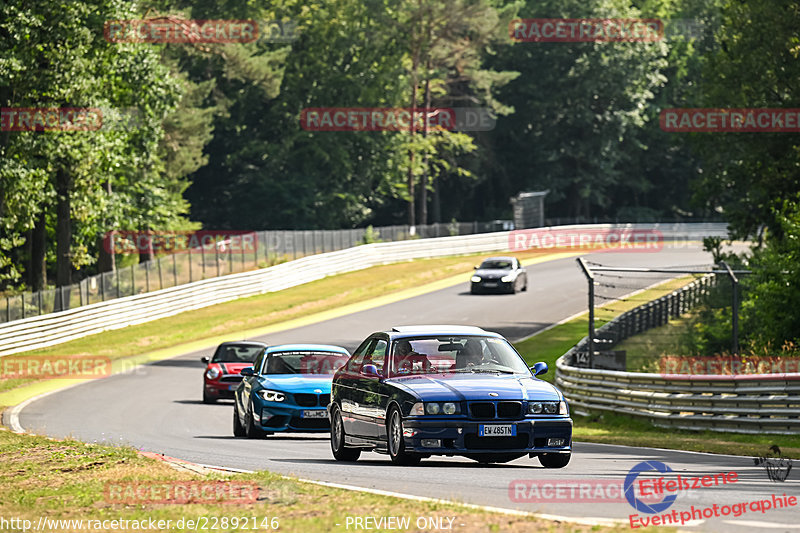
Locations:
386;325;503;340
265;343;350;355
217;340;268;347
480;256;516;263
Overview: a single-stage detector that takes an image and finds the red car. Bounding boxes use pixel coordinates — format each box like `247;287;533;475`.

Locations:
202;341;268;403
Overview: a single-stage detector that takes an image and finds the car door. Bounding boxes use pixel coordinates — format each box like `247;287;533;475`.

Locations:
358;337;389;438
335;338;373;437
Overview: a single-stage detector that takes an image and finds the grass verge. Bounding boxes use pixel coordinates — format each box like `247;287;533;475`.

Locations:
0;429;633;533
0;250;577;398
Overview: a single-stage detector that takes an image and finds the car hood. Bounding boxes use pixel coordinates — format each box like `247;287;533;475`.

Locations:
475;268;513;278
258;374;333;393
386;374;560;401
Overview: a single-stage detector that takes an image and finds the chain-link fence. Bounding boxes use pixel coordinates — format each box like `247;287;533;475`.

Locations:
1;221;510;323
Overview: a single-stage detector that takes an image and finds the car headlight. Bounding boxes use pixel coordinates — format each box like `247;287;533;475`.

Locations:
410;402;460;416
501;274;514;282
528;401;565;415
205;367;221;380
258;389;285;402
471;275;481;283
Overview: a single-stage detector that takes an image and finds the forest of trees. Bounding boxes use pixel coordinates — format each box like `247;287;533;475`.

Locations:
1;0;799;349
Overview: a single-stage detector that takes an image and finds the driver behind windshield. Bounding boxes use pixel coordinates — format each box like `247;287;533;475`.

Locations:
454;339;483;369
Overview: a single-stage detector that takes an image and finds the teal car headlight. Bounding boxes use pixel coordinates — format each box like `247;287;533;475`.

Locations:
411;402;461;416
471;275;481;283
501;274;514;282
258;389;285;402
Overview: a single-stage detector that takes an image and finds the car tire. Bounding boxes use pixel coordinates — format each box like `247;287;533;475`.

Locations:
509;279;518;294
539;452;571;468
387;406;421;466
522;277;528;291
203;389;217;404
233;402;246;437
245;404;266;439
330;404;360;462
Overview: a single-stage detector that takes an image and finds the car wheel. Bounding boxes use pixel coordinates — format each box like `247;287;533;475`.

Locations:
330;405;361;462
245;404;266;439
233;402;246;437
522;277;528;291
203;389;217;404
387;407;421;466
509;279;518;294
539;452;571;468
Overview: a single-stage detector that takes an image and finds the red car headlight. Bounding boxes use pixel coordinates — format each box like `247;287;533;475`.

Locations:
205;366;221;380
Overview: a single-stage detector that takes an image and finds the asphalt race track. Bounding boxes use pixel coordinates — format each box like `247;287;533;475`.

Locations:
14;245;799;532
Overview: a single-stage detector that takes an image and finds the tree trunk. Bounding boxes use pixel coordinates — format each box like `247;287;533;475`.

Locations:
30;211;47;291
97;180;115;273
55;168;72;310
418;66;431;226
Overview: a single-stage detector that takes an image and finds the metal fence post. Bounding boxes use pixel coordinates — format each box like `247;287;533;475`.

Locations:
173;253;178;285
576;258;595;360
130;265;135;295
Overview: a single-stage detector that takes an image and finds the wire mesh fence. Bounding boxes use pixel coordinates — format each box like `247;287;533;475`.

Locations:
1;221;509;323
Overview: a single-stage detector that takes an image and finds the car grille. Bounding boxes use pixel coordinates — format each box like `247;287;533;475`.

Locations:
464;433;529;450
468;401;523;419
290;417;329;429
294;393;318;407
293;393;328;407
469;402;495;419
219;376;243;383
497;401;522;418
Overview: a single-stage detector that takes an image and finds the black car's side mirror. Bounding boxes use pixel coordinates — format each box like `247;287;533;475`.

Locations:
361;364;380;378
531;362;548;376
240;367;256;377
474;265;479;270
201;356;210;364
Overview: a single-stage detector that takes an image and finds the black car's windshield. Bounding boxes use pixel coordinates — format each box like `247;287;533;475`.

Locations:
262;350;348;375
390;336;530;377
212;344;263;363
479;260;513;270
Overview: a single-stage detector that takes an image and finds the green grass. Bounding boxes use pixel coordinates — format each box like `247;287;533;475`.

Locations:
0;429;631;533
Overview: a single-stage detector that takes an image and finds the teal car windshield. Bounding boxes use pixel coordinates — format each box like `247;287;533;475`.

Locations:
390;336;530;377
261;350;348;375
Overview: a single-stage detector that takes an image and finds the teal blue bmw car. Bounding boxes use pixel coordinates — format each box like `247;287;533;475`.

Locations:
233;344;350;438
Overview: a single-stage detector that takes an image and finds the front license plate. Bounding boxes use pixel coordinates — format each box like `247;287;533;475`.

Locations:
302;410;328;419
483;282;497;287
227;384;237;391
479;424;516;437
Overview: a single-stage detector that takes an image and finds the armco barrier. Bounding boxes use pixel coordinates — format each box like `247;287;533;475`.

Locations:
555;272;800;435
0;223;726;356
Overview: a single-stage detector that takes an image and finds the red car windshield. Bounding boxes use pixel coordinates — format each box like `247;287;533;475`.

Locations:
262;351;348;375
211;345;263;363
